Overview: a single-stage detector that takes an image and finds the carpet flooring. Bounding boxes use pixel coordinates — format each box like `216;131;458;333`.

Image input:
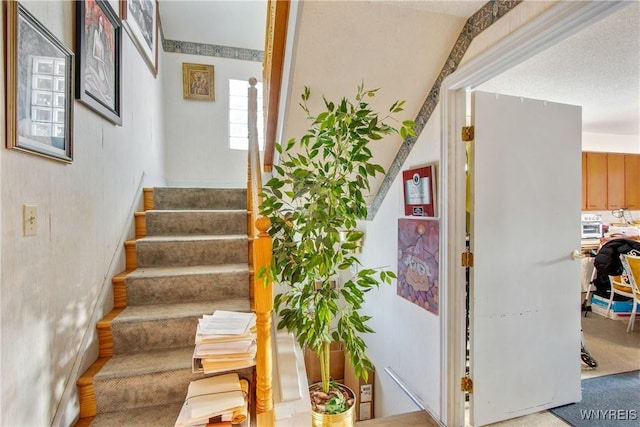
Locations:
550;370;640;427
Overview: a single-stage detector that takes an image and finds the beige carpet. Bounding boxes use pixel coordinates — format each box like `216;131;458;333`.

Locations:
580;310;640;379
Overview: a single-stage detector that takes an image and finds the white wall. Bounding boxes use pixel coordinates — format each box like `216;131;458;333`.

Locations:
582;132;640;154
358;1;565;422
162;53;262;187
0;1;165;425
359;108;443;418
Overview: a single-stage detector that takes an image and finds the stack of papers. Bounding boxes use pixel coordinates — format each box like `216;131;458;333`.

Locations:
192;311;257;374
174;373;249;427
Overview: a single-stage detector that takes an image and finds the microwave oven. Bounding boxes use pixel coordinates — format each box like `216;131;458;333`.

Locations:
581;214;603;239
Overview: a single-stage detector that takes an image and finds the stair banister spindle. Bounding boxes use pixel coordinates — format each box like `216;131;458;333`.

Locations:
247;77;274;423
254;216;273;416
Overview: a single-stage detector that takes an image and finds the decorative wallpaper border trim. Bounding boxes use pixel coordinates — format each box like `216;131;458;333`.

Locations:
163;38;264;62
368;0;523;220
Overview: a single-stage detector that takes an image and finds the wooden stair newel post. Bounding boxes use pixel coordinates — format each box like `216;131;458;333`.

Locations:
254;216;273;416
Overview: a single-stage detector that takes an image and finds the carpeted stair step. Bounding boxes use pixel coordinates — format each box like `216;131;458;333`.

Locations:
145;209;247;236
92;346;254;414
153;187;247;210
136;235;248;267
124;264;250;306
109;299;251;355
79;402;183;427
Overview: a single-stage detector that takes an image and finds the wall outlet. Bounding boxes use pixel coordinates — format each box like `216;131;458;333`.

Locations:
23;205;37;236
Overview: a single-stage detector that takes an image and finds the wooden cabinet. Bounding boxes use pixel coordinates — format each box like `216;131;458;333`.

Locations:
607;153;625;209
582;152;640;211
582;152;587;210
625;155;640;210
584;152;607;210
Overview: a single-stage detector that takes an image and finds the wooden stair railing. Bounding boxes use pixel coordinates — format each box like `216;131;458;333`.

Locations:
247;78;275;425
263;0;290;172
253;0;289;419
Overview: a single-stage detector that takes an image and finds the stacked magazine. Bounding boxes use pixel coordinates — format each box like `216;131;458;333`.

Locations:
174;372;249;427
192;310;257;374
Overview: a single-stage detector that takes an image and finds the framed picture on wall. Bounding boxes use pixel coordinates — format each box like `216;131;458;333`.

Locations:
402;164;437;217
397;218;440;315
121;0;159;77
75;0;123;125
182;63;215;101
5;2;74;162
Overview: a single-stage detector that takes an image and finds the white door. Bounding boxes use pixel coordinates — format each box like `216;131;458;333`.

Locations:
468;91;582;426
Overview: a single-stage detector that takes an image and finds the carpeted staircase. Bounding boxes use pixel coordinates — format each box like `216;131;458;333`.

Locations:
76;187;254;427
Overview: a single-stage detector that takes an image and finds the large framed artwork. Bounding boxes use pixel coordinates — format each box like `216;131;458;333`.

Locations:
397;218;439;315
121;0;158;77
76;0;122;125
5;1;74;162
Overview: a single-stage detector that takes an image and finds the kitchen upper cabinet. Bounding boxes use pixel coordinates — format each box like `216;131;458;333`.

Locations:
607;153;625;209
582;152;640;211
625;155;640;210
582;152;587;210
584;152;607;210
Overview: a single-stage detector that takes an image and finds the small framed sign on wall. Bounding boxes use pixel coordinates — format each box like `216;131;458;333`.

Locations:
402;164;436;217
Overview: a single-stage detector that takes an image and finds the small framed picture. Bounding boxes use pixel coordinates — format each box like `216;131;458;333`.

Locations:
403;164;437;217
5;2;74;162
182;63;215;101
75;0;122;125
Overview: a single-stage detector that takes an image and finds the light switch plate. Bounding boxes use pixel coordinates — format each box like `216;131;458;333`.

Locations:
23;205;37;236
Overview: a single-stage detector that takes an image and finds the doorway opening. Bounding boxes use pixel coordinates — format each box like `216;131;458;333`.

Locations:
441;2;634;426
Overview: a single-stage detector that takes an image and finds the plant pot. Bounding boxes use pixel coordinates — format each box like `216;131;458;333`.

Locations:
310;382;356;427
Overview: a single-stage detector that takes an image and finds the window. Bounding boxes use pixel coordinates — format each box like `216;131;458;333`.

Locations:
229;79;264;150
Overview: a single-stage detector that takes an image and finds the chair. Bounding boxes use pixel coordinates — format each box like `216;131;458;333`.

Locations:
612;254;640;332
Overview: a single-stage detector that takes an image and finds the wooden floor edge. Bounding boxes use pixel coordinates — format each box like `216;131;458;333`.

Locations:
134;211;147;239
96;307;125;327
97;307;124;357
76;357;110;419
77;356;110;385
143;187;154;211
112;270;134;309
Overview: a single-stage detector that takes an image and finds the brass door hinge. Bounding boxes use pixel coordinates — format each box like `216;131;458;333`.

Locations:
462;126;474;142
461;376;473;393
461;251;474;267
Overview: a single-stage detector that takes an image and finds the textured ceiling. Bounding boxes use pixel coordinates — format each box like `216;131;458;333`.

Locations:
477;1;639;137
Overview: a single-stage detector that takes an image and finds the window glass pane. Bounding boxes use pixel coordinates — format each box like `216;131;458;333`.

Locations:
228;79;264;151
230;137;247;150
230;123;248;137
229;79;248;96
229;109;247;124
229;95;246;110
